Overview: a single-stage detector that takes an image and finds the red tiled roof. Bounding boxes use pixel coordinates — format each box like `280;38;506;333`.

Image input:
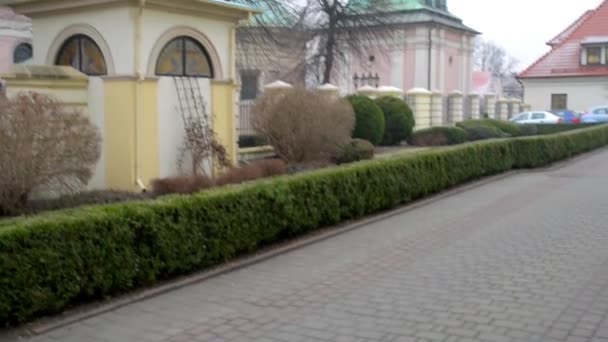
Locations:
519;0;608;78
546;10;594;46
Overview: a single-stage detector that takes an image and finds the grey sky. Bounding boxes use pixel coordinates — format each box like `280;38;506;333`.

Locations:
450;0;604;71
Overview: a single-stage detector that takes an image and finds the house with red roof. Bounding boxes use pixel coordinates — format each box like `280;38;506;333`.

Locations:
518;0;608;112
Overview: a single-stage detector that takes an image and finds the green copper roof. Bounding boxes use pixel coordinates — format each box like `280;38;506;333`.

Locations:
351;0;449;13
228;0;298;27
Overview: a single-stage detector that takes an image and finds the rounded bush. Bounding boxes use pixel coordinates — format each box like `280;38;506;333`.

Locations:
409;126;469;146
519;124;538;136
346;95;385;146
335;138;375;164
457;119;524;137
464;125;504;141
374;96;415;146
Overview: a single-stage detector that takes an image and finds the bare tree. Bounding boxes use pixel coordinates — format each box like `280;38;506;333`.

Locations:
234;0;395;86
474;37;519;77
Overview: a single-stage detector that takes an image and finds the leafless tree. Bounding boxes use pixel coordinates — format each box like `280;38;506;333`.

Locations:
234;0;395;86
474;37;519;77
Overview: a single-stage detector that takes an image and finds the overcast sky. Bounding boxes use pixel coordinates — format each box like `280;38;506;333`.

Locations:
449;0;604;71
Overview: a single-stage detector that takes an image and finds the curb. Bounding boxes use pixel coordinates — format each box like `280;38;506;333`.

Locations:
11;147;606;337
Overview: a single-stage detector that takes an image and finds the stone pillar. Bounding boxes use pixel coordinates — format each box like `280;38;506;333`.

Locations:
377;86;404;98
357;85;379;98
468;93;481;120
448;90;464;124
264;80;293;96
317;83;340;99
406;88;432;130
509;98;521;118
484;94;496;119
431;91;444;126
497;98;509;120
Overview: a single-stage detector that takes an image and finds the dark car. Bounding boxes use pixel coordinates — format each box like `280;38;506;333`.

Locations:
551;110;581;124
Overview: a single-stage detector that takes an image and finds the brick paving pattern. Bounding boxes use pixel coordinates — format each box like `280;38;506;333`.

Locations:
7;150;608;342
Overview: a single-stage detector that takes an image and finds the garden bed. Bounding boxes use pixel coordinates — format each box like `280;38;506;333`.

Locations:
2;125;608;327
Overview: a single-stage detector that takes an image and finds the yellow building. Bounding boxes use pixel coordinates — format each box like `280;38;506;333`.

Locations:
3;0;259;191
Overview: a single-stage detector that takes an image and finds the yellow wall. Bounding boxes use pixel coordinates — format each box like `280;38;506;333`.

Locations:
104;79;136;191
211;81;237;165
139;80;160;187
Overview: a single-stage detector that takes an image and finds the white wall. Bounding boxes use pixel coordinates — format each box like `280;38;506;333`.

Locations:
523;77;608;112
30;7;134;74
157;77;212;178
88;77;106;190
141;9;233;80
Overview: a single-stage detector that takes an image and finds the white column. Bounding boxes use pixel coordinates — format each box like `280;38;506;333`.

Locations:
431;91;444;126
448;90;464;124
407;87;433;130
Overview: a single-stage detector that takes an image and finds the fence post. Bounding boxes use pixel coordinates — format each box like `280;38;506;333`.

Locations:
377;86;404;99
431;91;443;126
357;85;379;99
264;80;293;96
468;93;481;120
406;88;432;130
484;93;496;119
509;98;521;118
448;90;464;124
317;83;340;99
497;98;509;120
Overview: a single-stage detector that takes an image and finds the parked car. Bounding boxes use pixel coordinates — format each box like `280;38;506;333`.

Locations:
551;110;581;124
581;106;608;123
510;111;561;124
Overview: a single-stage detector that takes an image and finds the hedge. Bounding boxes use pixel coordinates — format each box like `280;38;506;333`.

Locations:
3;125;608;326
535;123;598;135
409;126;469;146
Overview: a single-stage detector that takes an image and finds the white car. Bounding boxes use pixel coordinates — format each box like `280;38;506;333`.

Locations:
509;111;561;124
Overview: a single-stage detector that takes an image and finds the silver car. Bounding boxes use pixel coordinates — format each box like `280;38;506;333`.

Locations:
581;106;608;123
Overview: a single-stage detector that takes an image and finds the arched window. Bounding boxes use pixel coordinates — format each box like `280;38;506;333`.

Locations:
13;43;32;64
55;34;107;75
155;36;214;78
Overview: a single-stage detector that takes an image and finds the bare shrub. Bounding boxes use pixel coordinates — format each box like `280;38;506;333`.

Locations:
0;92;101;216
151;159;286;196
178;100;232;177
151;175;213;196
253;89;355;164
216;159;287;186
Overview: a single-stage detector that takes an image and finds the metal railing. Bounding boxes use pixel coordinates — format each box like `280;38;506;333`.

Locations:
239;99;257;137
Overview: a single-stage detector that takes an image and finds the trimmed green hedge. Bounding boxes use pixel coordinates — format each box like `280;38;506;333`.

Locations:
409;126;469;146
3;125;608;326
535;123;599;135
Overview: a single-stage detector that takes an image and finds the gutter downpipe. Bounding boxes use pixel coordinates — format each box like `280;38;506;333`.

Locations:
427;22;434;91
135;0;146;191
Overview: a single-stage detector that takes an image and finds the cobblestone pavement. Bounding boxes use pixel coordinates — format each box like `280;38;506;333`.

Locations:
8;150;608;342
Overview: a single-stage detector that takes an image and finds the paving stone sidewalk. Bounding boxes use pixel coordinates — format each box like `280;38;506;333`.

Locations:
7;150;608;342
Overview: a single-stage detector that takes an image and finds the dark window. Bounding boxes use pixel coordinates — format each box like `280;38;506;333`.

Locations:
587;47;602;65
55;35;107;75
156;36;213;78
551;94;568;110
13;43;32;64
240;71;259;100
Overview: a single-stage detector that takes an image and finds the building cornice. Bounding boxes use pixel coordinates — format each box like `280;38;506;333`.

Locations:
6;0;259;21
